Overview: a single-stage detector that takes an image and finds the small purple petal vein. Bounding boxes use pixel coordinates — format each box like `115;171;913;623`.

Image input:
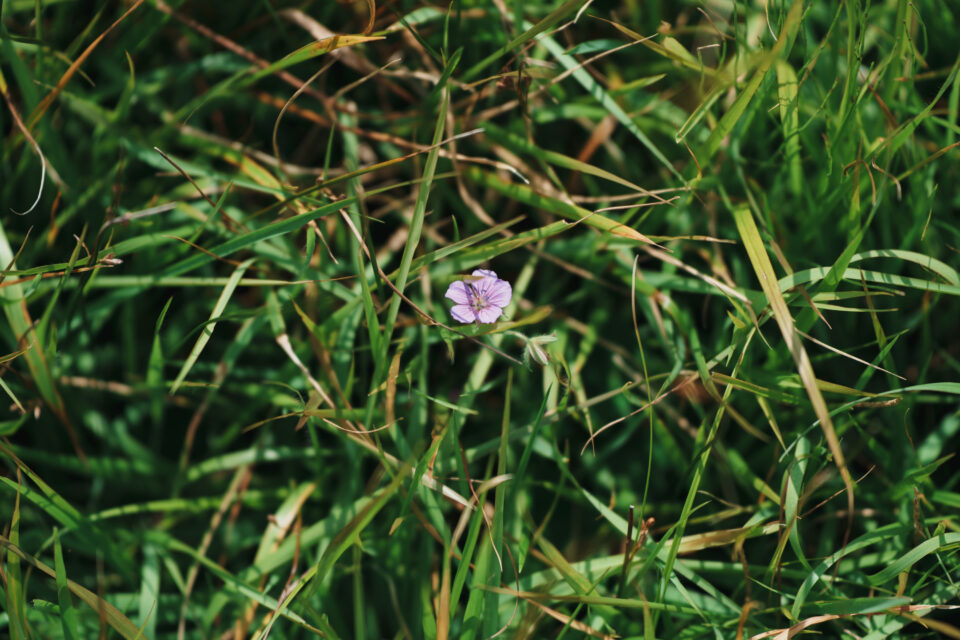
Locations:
444;269;513;324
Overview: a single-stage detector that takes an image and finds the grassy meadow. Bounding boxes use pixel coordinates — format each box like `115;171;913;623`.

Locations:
2;0;960;638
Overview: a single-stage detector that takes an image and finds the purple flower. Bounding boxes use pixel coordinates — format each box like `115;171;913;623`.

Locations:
445;269;512;324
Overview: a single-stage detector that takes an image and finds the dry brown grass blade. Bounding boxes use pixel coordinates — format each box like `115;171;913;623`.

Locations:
0;260;120;290
27;0;144;131
271;61;336;185
1;71;63;186
362;0;376;34
796;328;905;380
278;324;474;510
525;598;616;640
749;605;960;640
749;613;843;640
898;610;960;638
1;89;60;212
675;522;779;554
384;347;403;429
177;465;251;640
161;235;244;267
276;334;341;425
736;600;760;640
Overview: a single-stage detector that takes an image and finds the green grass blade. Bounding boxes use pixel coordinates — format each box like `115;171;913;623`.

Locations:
0;220;68;431
867;533;960;586
462;0;585;81
170;258;253;394
704;0;803;160
465;167;656;244
53;529;81;640
533;27;683;180
0;534;150;640
137;543;160;640
775;60;803;196
732;204;856;542
380;85;450;357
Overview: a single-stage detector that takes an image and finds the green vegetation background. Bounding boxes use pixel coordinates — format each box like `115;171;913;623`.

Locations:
1;0;959;638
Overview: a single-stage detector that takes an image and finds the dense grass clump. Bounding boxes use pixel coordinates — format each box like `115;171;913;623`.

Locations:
2;1;959;638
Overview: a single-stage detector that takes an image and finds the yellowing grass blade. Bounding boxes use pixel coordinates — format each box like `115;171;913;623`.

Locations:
732;204;856;537
602;20;723;79
466;167;658;245
249;35;384;82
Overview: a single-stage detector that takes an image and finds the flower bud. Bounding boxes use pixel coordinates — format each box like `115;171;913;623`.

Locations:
525;333;557;367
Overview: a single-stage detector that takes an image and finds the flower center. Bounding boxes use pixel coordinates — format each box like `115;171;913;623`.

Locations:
467;283;488;311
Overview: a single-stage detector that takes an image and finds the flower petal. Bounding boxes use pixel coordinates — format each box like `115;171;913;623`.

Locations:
471;269;497;280
450;304;477;324
476;306;503;324
445;280;472;305
470;273;501;299
484;279;512;308
469;277;492;298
